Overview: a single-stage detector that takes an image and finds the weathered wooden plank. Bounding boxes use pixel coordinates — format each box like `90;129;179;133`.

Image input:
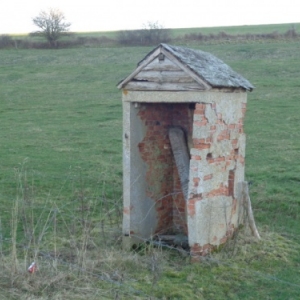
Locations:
134;70;195;83
169;127;190;201
143;58;182;71
237;181;261;240
125;81;205;91
117;47;161;89
161;48;211;90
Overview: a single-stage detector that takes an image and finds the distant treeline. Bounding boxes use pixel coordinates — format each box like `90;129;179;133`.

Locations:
0;27;298;49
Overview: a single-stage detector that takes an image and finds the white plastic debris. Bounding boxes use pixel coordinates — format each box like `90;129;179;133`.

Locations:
28;262;37;273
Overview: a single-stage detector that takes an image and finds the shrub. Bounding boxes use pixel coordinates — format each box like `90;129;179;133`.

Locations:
117;22;171;46
0;35;13;48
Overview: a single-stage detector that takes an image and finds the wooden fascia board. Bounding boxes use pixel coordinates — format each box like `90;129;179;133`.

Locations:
117;47;162;89
160;48;212;90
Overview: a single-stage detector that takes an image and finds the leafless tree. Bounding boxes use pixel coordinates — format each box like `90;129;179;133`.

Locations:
140;21;170;45
32;8;71;47
117;21;170;46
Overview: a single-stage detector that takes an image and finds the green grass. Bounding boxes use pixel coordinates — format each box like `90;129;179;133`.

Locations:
0;47;125;196
1;24;300;299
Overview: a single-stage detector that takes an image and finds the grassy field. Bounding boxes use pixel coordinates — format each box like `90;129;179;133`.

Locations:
1;24;300;299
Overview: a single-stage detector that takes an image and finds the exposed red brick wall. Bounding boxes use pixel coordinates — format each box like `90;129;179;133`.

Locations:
137;103;192;235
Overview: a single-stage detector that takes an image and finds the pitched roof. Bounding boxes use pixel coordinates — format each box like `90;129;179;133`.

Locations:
118;43;254;91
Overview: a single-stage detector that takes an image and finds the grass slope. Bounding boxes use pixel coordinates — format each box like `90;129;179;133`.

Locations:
1;24;300;298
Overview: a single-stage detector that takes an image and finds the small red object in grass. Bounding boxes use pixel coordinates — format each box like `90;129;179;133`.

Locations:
28;262;37;273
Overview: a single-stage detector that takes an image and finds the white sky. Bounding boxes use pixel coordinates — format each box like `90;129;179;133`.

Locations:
0;0;299;34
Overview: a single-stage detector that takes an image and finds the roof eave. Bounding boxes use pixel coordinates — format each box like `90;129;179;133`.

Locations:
117;45;163;89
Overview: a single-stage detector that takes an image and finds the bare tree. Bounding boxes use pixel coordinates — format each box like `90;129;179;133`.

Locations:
141;21;170;45
32;8;71;47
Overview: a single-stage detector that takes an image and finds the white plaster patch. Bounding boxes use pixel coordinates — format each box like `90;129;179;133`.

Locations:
211;140;232;157
205;104;217;123
193;124;210;139
230;129;240;140
201;163;228;192
234;161;245;198
193;114;203;122
189;175;204;195
187;213;197;245
190;148;204;157
193;196;233;246
238;134;246;157
227;160;236;170
216;98;242;124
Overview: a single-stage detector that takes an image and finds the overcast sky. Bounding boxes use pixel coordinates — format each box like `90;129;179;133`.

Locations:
0;0;299;34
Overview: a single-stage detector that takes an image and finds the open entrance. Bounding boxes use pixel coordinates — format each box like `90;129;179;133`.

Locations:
136;102;194;238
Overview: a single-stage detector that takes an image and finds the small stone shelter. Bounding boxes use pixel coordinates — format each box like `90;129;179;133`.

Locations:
117;43;253;256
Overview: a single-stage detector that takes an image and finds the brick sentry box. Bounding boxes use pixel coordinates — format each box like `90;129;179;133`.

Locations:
117;44;253;256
